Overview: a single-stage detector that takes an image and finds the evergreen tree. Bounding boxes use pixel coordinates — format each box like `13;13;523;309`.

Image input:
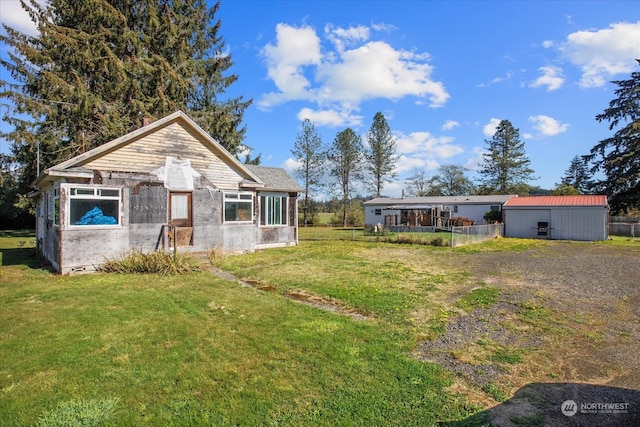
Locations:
427;164;475;196
364;112;398;197
560;155;593;194
291;118;325;226
328;128;363;227
478;119;535;194
0;0;249;193
585;60;640;213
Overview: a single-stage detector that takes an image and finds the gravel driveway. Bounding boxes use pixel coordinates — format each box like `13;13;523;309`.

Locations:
415;241;640;426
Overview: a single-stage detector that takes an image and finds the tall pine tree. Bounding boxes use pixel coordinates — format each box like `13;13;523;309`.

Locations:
364;112;398;197
328;128;363;227
585;60;640;213
478;119;535;194
0;0;250;192
560;155;593;194
291;118;325;226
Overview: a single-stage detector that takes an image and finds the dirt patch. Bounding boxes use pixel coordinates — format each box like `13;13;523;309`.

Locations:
286;290;370;321
416;241;640;425
208;266;370;321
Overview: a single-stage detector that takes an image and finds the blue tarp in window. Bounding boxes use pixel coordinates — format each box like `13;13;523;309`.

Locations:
75;207;117;225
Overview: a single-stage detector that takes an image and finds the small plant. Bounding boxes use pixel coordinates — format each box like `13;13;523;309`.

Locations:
430;237;445;247
206;247;227;265
483;382;508;402
99;250;200;274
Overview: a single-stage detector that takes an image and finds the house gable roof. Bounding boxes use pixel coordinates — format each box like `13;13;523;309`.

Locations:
33;111;263;188
503;195;608;207
244;165;304;193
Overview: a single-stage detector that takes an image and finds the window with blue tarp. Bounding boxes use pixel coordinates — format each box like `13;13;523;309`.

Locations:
68;186;121;226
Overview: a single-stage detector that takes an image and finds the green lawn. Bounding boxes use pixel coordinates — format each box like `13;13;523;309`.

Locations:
7;229;635;425
0;231;477;426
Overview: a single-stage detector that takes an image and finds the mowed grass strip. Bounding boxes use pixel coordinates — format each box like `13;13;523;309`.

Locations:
1;234;473;426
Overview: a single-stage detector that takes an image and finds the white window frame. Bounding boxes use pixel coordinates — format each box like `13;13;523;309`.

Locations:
260;193;288;227
53;187;60;226
224;192;253;223
65;184;122;228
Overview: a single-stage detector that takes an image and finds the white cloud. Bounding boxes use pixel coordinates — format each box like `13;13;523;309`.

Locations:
395;155;439;174
259;24;322;108
395;131;463;159
259;23;449;111
283;157;301;172
529;115;569;136
542;40;554;49
296;107;363;127
560;21;640;88
442;120;459;131
530;66;564;91
325;24;370;52
483;118;502;137
0;0;46;36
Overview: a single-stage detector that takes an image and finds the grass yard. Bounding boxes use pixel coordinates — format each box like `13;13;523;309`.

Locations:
0;231;477;426
2;231;639;426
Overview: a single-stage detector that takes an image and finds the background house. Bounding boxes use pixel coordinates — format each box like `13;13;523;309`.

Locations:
31;111;303;274
502;195;609;241
364;195;516;229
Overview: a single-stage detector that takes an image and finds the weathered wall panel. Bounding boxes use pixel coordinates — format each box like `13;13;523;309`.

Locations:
130;184;167;224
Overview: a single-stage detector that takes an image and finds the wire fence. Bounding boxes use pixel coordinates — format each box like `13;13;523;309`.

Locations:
299;224;503;248
450;223;504;248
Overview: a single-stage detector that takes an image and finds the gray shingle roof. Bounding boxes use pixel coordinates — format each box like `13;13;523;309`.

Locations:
244;165;304;192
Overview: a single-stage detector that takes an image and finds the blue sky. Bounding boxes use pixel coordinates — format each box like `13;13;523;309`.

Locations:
2;1;640;198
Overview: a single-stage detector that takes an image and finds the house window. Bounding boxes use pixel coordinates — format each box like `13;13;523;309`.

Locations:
68;186;121;226
374;209;382;216
260;194;288;226
453;205;458;213
490;205;500;212
224;192;253;222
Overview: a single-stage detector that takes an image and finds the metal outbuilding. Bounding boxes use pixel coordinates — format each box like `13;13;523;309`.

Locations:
502;195;609;241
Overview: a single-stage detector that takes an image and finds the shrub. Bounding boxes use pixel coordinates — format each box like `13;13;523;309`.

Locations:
483;210;502;223
430;237;445;247
98;250;200;274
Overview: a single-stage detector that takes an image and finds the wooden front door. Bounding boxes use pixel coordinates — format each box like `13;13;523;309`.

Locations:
169;192;193;246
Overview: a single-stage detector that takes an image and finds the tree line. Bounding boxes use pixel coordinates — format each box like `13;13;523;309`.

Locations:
1;1;639;228
291;116;592;226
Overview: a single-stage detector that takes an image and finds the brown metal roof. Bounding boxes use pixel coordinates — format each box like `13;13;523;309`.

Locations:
503;195;608;207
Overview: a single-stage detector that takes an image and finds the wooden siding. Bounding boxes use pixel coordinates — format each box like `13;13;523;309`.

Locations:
83;122;245;189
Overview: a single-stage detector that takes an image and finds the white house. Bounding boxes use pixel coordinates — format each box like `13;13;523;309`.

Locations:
502;195;609;241
363;195;517;228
